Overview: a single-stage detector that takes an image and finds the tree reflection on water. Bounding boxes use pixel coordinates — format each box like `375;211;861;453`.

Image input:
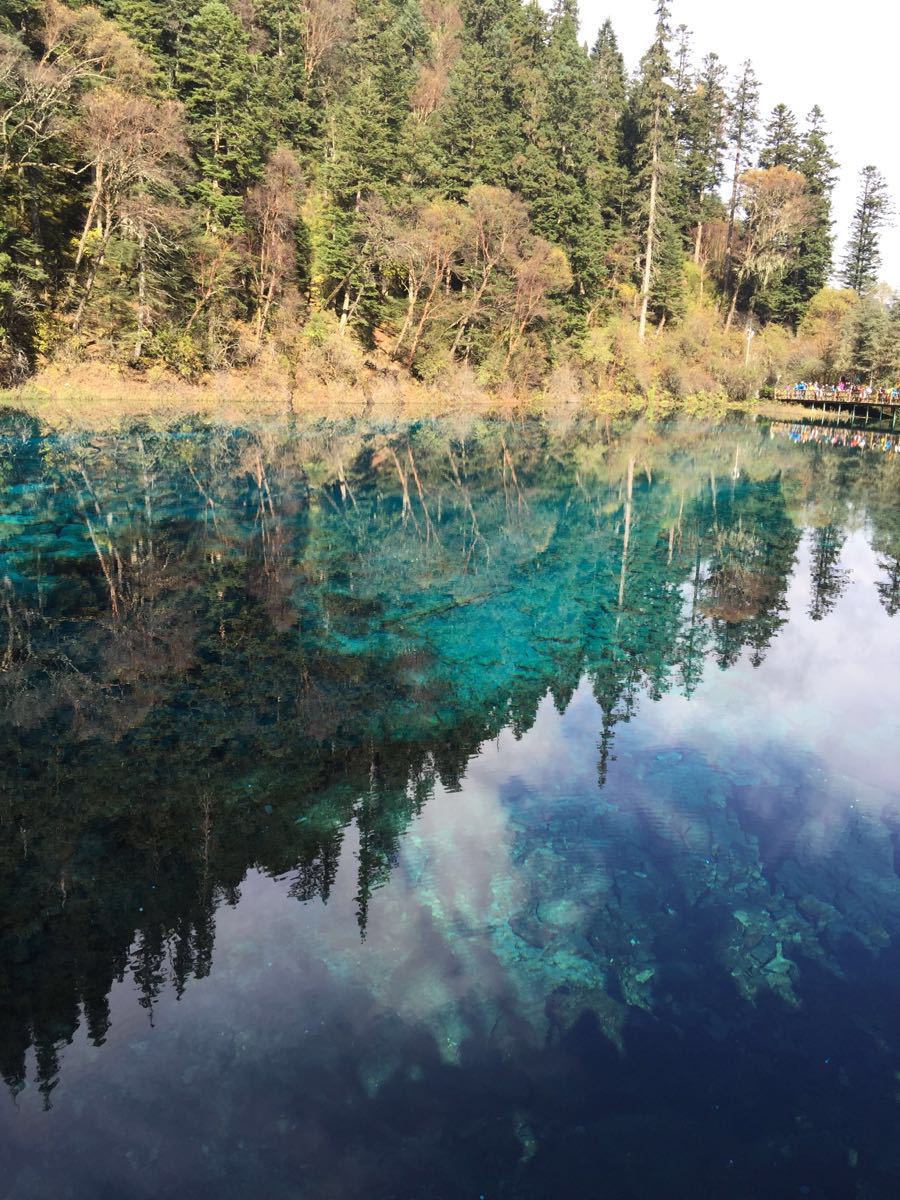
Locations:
0;410;898;1131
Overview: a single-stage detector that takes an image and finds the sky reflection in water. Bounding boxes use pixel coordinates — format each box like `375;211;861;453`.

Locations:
1;414;899;1199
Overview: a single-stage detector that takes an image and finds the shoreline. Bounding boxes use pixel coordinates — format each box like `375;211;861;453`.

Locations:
0;363;759;431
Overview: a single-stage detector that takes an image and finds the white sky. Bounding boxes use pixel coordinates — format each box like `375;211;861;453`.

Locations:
576;0;900;289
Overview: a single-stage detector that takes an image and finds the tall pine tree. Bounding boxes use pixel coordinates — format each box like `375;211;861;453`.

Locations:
764;105;837;325
438;0;532;196
630;0;683;337
176;1;268;224
590;19;628;271
758;104;801;170
314;0;429;323
518;0;604;308
680;51;728;255
841;164;891;294
725;60;760;269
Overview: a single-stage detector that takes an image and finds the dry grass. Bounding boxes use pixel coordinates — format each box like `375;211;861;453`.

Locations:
2;356;757;432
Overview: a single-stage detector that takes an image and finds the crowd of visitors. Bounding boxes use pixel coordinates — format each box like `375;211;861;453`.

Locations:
771;421;900;452
792;381;900;403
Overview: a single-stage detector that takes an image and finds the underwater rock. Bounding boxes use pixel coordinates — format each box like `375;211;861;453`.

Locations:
545;982;629;1053
513;1112;538;1164
536;897;587;931
508;911;556;950
762;940;795;978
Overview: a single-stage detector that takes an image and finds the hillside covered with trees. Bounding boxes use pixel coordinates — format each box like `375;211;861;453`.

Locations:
1;0;898;402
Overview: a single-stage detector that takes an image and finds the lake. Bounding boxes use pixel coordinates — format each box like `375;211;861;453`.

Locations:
1;411;899;1199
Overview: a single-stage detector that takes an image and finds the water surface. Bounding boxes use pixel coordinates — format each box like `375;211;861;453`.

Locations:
1;413;899;1198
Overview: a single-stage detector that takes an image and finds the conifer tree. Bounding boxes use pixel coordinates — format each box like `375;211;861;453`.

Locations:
591;19;626;152
680;51;728;254
841;165;892;294
672;23;692;100
252;0;320;159
438;0;531;196
316;0;429;322
95;0;189;74
631;0;683;338
765;105;837;325
725;60;760;266
808;525;847;621
840;295;889;377
176;1;268;223
590;19;628;254
758;103;801;170
518;0;603;307
328;0;428;205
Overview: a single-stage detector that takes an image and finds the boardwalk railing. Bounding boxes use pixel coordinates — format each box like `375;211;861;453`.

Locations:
771;389;900;429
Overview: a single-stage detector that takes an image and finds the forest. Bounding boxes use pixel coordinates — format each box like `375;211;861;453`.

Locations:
1;0;898;403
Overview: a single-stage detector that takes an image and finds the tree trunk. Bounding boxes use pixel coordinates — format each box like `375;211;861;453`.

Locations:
74;164;103;272
638;97;661;343
132;222;148;363
451;265;495;355
393;271;417;356
693;222;703;265
73;234;111;332
338;286;351;334
725;284;740;331
618;457;635;610
406;266;442;366
725;146;742;290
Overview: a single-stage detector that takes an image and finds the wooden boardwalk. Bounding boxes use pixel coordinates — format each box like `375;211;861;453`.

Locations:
773;390;900;428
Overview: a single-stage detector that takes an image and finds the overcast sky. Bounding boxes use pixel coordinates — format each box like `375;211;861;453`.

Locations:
574;0;900;290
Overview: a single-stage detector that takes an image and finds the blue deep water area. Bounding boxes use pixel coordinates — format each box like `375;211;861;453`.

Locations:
0;411;899;1198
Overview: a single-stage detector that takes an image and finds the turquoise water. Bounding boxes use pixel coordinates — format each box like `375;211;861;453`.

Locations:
1;411;899;1198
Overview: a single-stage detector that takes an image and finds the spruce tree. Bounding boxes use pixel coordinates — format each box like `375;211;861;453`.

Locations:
253;0;320;160
766;105;837;325
725;60;760;266
630;0;683;337
672;23;693;100
95;0;191;74
176;1;268;223
808;525;847;622
591;19;626;150
328;0;428;204
841;296;889;378
438;0;531;196
518;0;603;307
316;0;429;322
841;165;892;294
758;104;801;170
590;19;628;250
680;51;728;251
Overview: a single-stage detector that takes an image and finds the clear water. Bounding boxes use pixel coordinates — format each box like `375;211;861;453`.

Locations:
1;411;899;1199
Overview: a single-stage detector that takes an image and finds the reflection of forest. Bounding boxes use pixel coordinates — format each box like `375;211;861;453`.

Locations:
0;411;897;1104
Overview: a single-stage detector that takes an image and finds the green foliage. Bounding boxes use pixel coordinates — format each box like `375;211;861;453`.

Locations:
762;106;838;327
438;0;530;196
758;104;801;171
679;51;728;232
0;0;893;391
517;1;604;309
841;165;892;295
176;1;269;217
626;0;685;326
